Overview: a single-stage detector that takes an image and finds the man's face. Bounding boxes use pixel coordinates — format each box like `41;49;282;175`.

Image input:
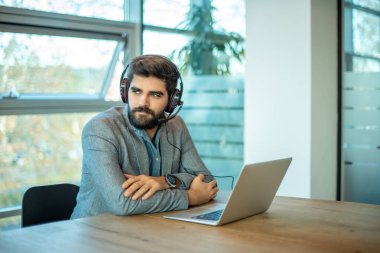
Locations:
128;75;168;129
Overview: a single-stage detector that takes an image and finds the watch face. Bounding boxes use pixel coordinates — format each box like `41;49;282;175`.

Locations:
166;175;177;187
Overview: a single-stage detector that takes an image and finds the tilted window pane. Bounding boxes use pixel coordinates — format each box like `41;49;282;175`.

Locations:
143;0;190;28
0;32;117;95
0;0;124;21
0;113;95;211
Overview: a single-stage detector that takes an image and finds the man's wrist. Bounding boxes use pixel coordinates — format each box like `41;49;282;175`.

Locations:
160;176;170;189
187;189;197;206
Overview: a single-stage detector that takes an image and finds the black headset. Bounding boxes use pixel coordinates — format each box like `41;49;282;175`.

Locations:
119;57;184;116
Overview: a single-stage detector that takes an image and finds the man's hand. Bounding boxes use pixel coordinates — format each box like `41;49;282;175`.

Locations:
187;174;218;206
122;174;168;201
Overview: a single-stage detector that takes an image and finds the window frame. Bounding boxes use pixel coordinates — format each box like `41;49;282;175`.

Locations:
0;5;141;115
0;2;141;224
344;1;380;71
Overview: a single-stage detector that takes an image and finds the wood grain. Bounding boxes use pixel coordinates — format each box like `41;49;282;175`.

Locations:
0;196;379;253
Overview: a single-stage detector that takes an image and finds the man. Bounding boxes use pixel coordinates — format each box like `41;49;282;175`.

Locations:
71;55;218;219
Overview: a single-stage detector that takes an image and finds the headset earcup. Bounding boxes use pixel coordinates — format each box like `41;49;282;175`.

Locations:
120;78;128;103
166;89;180;113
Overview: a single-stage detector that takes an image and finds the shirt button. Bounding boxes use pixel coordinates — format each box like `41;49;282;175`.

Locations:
156;157;159;161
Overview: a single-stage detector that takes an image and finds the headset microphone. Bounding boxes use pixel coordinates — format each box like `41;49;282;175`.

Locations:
158;101;184;123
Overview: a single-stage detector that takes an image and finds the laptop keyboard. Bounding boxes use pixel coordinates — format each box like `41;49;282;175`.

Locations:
192;209;224;221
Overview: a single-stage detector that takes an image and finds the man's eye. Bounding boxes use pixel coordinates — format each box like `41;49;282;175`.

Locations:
131;88;141;94
152;93;162;98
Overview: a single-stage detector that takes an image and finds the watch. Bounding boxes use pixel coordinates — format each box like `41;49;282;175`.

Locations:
165;174;177;189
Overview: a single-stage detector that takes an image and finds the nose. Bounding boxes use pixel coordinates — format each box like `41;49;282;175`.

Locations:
138;94;149;107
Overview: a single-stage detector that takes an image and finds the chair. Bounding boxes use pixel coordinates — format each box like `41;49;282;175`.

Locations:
22;183;79;227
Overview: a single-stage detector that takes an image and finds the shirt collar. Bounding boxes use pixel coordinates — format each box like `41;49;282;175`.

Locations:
137;128;161;149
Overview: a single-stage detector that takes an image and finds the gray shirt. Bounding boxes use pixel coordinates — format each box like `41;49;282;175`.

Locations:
71;106;211;219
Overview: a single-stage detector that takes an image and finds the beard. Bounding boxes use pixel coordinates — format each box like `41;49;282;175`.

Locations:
128;106;165;129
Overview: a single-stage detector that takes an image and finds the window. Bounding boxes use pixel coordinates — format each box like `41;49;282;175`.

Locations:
1;33;118;96
0;2;140;230
344;0;380;71
0;0;125;21
341;0;380;205
0;113;94;206
143;0;189;28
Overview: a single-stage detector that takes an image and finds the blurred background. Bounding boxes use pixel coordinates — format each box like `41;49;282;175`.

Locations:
0;0;379;230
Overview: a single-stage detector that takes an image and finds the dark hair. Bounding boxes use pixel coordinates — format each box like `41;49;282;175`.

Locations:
126;55;179;96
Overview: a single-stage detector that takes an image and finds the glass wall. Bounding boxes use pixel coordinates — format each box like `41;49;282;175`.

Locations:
342;0;380;204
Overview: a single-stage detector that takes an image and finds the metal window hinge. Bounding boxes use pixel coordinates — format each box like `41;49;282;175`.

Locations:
2;88;20;99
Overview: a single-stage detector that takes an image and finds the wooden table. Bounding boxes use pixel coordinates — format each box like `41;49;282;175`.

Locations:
0;196;379;253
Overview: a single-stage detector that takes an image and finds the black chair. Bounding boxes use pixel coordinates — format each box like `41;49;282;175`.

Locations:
22;183;79;227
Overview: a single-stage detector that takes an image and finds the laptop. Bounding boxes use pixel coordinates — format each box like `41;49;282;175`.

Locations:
163;157;292;226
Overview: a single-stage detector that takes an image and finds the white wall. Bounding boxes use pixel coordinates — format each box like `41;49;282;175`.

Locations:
244;0;337;199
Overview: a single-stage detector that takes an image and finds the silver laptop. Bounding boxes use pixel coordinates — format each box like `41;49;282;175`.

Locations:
164;157;292;226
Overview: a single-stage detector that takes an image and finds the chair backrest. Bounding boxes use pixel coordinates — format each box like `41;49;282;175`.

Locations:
22;183;79;227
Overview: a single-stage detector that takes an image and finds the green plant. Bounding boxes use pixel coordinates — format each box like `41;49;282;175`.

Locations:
170;0;244;76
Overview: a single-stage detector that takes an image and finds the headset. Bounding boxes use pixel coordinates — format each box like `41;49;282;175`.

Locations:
119;57;184;121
